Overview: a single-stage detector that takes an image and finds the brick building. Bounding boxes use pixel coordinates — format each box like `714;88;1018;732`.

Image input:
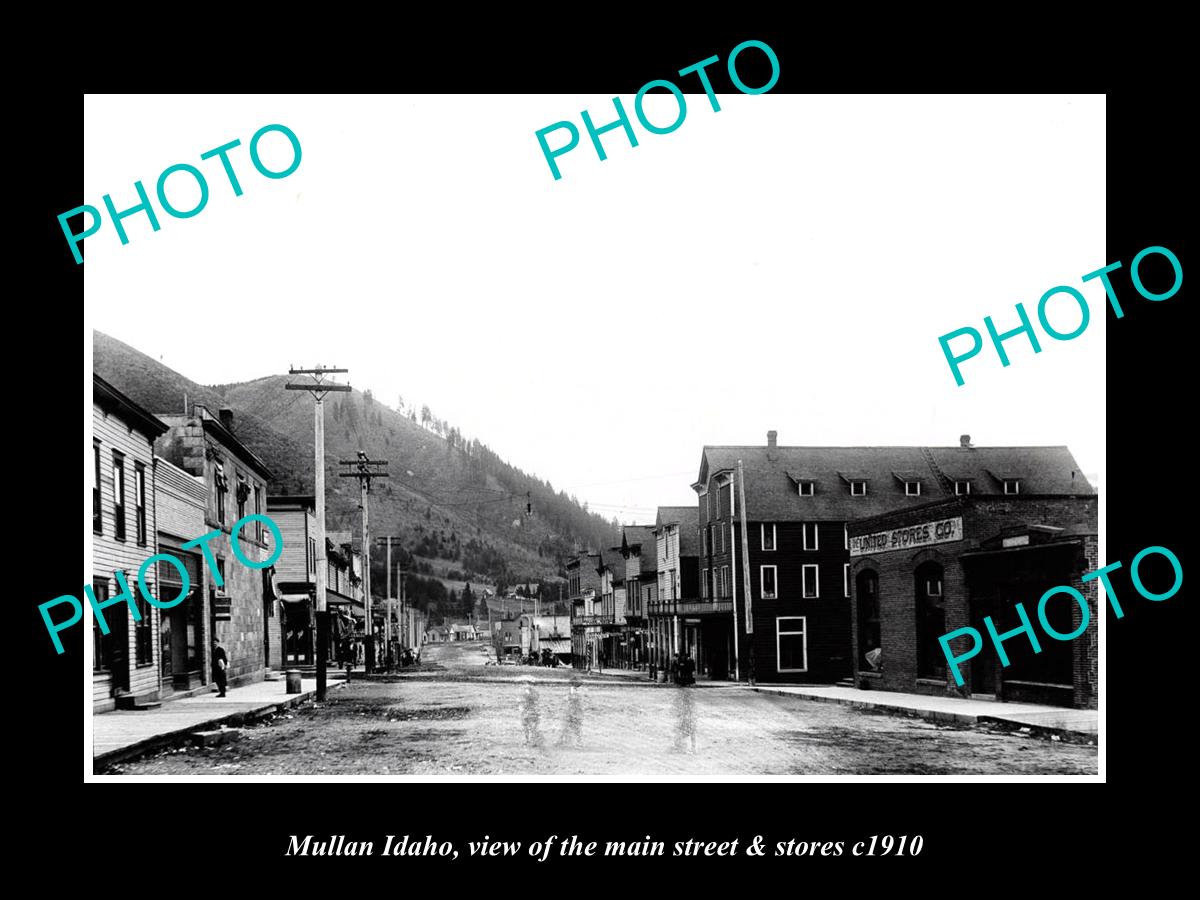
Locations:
92;375;168;712
155;405;275;688
848;492;1098;708
692;432;1094;684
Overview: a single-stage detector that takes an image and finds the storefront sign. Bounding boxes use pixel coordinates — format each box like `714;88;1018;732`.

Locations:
849;516;963;557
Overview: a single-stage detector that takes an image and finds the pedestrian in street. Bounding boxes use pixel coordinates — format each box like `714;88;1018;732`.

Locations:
679;651;696;686
557;675;584;748
670;652;681;685
212;638;228;697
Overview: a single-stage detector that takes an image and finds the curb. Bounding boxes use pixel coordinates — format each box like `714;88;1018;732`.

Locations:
94;680;349;770
750;686;1095;738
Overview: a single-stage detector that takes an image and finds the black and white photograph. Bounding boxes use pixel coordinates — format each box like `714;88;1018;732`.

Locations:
76;91;1118;780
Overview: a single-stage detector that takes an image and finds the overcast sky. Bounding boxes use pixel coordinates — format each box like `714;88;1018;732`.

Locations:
84;94;1105;524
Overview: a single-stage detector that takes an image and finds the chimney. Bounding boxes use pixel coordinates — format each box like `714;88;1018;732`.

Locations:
219;408;235;431
960;434;973;448
767;430;778;449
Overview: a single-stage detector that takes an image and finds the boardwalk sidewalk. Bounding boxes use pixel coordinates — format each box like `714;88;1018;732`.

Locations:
751;683;1098;736
93;676;346;768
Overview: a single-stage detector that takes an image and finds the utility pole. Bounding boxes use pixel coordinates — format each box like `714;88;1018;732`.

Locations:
339;451;389;673
286;366;351;701
399;566;408;649
376;535;398;670
737;459;756;685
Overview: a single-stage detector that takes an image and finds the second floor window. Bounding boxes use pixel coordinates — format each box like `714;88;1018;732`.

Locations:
254;486;263;540
112;452;126;541
803;522;819;551
236;476;249;521
850;480;867;496
93;441;102;534
701;568;709;598
762;524;776;551
214;462;227;525
1003;479;1021;495
955;480;972;495
802;564;819;598
134;462;147;545
761;565;777;600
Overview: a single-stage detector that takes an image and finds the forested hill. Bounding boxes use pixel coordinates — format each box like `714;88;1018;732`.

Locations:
93;331;620;592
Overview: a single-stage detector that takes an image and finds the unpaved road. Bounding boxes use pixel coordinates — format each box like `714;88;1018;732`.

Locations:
111;642;1097;776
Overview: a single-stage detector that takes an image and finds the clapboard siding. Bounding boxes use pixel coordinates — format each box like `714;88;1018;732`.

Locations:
93;405;160;709
269;505;314;583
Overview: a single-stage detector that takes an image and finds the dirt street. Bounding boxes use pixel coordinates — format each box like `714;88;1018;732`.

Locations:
111;642;1098;776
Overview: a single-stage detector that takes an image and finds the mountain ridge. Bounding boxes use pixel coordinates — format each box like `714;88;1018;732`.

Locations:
93;331;620;589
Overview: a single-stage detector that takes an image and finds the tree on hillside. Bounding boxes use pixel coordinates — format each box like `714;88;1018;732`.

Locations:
421;405;432;429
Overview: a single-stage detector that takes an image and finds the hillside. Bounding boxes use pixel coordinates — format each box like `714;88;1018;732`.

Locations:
93;331;620;591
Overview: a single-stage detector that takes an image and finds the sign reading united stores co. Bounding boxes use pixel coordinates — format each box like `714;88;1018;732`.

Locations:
849;516;964;557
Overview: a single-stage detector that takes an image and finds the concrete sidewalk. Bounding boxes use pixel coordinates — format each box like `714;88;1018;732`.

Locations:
93;676;344;768
752;683;1098;736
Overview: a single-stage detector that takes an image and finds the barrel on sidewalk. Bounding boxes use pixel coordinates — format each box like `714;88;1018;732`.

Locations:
285;669;302;694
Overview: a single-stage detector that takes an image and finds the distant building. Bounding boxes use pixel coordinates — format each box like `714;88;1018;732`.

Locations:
648;505;701;675
618;525;657;669
596;548;627;668
567;552;603;668
92;375;168;712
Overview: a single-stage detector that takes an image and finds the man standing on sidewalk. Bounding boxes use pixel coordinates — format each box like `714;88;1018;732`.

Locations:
212;638;228;697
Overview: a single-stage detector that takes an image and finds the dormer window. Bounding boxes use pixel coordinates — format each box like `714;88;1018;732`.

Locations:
850;481;867;496
905;481;921;496
798;481;814;497
1003;479;1020;495
954;480;972;496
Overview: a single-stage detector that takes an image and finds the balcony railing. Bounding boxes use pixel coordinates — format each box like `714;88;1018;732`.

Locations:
647;597;734;617
572;614;614;627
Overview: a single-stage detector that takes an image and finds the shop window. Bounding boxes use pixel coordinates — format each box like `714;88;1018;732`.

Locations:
856;569;881;670
92;577;111;672
761;565;777;600
916;561;947;679
776;617;807;673
762;523;776;551
802;564;819;598
135;593;153;665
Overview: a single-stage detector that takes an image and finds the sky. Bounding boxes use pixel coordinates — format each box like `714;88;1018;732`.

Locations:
84;94;1105;525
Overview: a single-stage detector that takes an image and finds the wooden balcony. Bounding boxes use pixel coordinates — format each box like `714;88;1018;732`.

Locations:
647;597;734;617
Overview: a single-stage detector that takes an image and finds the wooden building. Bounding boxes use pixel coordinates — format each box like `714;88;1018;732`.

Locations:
618;524;657;668
92;375;168;712
647;505;703;676
567;552;603;668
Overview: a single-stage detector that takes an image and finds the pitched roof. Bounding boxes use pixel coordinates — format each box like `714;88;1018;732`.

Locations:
94;374;169;440
622;525;658;573
657;506;701;556
696;445;1093;521
598;547;625;582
